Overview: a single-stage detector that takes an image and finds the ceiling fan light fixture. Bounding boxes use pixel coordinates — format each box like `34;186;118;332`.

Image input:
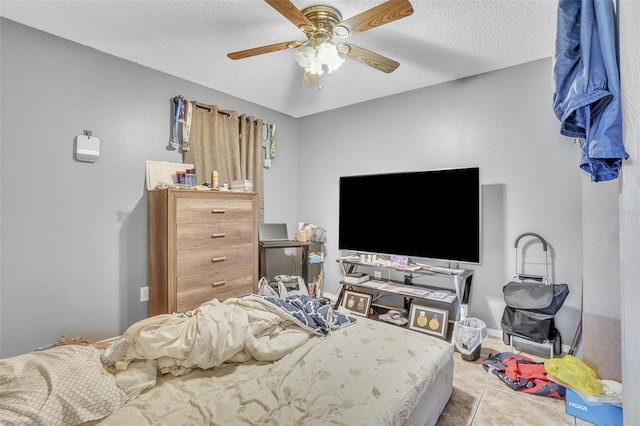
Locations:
294;41;344;75
316;42;344;72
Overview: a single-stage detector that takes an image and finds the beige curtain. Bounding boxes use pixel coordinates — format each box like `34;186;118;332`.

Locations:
239;114;265;222
184;101;264;222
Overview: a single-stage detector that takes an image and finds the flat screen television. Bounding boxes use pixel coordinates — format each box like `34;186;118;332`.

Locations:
338;167;481;265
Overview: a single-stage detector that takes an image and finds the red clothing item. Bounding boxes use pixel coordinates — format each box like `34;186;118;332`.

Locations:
483;352;565;399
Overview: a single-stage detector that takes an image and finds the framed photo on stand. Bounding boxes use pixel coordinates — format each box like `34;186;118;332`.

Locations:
342;290;372;317
409;304;448;339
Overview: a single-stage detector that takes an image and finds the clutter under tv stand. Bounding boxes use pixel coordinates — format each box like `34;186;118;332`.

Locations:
335;256;473;341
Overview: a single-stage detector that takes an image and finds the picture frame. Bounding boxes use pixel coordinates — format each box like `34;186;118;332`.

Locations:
342;290;372;317
409;304;449;339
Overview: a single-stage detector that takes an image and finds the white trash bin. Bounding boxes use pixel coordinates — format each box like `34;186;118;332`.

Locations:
453;318;488;361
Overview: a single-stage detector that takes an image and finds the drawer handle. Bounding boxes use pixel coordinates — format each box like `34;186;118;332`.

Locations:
211;256;227;263
211;209;225;214
211;281;226;287
211;233;226;239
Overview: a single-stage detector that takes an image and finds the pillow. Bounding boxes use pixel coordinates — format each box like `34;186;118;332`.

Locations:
0;345;128;425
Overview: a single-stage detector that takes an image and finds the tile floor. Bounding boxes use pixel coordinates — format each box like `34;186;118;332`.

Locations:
437;335;593;426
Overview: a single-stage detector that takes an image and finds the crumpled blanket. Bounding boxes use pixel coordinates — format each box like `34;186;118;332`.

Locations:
115;294;355;376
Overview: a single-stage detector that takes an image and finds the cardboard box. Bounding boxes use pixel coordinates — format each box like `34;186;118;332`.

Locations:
565;389;622;426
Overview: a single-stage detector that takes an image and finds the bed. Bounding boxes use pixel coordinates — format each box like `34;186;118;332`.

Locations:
0;295;454;426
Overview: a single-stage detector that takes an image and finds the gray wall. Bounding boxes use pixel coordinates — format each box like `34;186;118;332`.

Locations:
582;179;621;318
297;59;585;344
0;19;299;357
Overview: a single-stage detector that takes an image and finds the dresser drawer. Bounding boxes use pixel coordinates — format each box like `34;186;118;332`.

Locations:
176;197;254;224
176;272;255;313
176;222;254;250
176;243;254;277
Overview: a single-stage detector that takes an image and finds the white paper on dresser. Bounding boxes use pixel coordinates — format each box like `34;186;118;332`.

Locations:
145;160;194;190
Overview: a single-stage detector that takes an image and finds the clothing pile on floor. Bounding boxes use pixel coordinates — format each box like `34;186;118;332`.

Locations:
482;352;565;399
482;351;623;407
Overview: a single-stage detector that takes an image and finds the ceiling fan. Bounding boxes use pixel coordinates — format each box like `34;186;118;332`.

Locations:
227;0;414;81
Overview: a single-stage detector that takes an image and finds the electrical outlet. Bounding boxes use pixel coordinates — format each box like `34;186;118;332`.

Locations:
374;271;382;279
140;286;149;302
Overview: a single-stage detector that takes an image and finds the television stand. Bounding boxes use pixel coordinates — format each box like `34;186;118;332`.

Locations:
335;258;473;341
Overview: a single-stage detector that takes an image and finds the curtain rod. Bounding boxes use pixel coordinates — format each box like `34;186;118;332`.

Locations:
174;96;260;122
194;103;231;117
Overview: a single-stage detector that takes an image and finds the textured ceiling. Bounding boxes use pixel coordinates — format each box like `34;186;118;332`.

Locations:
0;0;558;118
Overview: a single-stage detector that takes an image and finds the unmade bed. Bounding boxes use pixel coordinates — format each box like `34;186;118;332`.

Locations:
1;295;454;425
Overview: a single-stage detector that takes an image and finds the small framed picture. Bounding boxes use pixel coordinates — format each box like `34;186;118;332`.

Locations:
342;291;372;317
409;304;448;339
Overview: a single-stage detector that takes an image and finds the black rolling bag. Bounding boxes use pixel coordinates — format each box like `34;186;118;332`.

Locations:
501;233;569;356
501;306;556;343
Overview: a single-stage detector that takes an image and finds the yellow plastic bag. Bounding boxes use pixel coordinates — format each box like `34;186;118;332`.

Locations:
544;355;603;396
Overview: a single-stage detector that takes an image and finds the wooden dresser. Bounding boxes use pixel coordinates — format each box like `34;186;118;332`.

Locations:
148;189;258;316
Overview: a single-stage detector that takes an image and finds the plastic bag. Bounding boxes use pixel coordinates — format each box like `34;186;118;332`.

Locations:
312;227;327;243
453;318;488;355
257;276;309;298
296;222;314;242
544;354;603;396
258;277;279;298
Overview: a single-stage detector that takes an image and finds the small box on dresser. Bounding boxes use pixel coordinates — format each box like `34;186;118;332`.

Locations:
148;189;258;316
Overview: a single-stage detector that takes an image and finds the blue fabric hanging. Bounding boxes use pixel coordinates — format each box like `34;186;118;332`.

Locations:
553;0;629;182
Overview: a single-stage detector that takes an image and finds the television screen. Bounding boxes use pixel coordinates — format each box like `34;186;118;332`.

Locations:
338;167;481;264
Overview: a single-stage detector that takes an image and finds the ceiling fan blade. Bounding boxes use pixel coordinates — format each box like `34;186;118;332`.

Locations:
339;43;400;73
335;0;414;36
264;0;315;31
228;41;302;60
